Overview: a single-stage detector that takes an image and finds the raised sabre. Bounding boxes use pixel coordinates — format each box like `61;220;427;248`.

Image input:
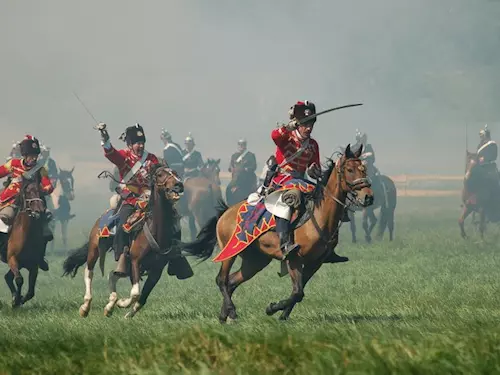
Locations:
297;103;363;125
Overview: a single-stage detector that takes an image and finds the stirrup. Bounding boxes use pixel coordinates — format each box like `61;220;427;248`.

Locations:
280;243;300;260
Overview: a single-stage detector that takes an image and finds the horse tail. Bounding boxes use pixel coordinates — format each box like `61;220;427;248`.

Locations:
180;200;229;261
62;242;89;278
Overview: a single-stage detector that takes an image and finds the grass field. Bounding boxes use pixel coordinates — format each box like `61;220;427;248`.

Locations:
1;196;500;374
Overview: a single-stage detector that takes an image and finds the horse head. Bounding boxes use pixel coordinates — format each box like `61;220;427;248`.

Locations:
20;176;45;219
327;143;374;208
201;158;221;186
152;163;184;202
58;167;75;201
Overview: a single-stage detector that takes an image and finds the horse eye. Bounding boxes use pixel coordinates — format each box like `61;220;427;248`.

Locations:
347;168;354;173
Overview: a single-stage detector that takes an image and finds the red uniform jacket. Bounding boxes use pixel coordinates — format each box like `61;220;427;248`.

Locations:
0;159;54;206
103;143;160;206
271;127;320;185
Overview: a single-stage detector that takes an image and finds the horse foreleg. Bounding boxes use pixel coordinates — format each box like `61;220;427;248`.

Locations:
349;212;357;243
125;261;166;319
362;210;371;243
367;209;378;236
479;209;486;240
61;220;68;249
459;205;472;239
117;258;141;311
4;270;16;304
21;266;38;305
187;214;197;241
80;239;99;317
7;256;23;308
104;270;124;317
216;257;237;324
266;253;304;320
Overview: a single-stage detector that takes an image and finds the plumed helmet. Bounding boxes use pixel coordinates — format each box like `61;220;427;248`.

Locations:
161;128;172;141
185;132;195;144
479;124;491;138
124;123;146;145
19;135;41;156
288;100;317;125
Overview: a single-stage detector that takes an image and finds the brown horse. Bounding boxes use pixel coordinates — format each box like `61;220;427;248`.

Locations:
348;174;397;243
181;145;373;322
63;165;189;318
459;151;500;238
225;163;257;206
179;158;222;240
0;176;49;307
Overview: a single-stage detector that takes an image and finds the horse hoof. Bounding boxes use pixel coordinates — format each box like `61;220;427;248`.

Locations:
226;317;237;325
103;308;113;317
79;306;89;318
124;311;134;319
266;303;277;316
278;314;290;321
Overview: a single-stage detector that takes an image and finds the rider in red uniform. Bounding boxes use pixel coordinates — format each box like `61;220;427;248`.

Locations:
264;101;348;263
0;135;54;270
98;123;160;275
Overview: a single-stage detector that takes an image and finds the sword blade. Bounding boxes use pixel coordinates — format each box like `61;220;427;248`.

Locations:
298;103;363;125
72;91;99;125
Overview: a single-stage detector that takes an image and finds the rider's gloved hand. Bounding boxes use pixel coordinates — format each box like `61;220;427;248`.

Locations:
97;123;110;146
307;163;321;180
285;119;299;131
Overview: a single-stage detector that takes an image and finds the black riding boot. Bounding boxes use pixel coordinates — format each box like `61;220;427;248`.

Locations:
113;204;134;276
276;217;300;260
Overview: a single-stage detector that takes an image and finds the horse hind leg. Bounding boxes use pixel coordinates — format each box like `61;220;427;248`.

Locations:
216;257;237;324
21;266;39;305
220;250;272;323
80;233;100;317
61;220;68;249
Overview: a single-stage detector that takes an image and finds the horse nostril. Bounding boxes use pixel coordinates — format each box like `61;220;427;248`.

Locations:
174;184;184;193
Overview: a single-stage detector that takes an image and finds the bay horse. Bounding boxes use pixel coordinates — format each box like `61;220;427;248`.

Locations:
347;174;397;243
62;164;189;318
0;175;50;307
459;151;500;239
179;158;222;240
181;145;373;322
49;168;76;250
225;163;257;206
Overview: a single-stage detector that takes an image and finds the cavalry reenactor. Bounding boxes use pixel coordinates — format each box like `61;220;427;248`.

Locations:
182;133;204;179
98;123;160;276
0;135;55;270
161;128;184;177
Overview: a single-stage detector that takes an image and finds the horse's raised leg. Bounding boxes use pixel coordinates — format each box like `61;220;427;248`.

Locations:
125;261;167;319
104;270;124;317
459;205;472;239
279;257;325;320
79;236;99;317
266;253;304;320
21;266;39;305
117;258;141;311
8;256;23;307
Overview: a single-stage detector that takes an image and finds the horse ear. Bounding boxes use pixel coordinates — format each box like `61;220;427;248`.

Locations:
216;158;220;165
345;144;353;158
354;144;363;158
70;166;75;173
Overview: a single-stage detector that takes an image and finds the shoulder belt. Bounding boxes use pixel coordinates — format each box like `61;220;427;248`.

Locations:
122;151;150;184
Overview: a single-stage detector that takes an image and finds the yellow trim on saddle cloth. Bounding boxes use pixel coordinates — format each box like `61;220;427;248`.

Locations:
98;226;112;238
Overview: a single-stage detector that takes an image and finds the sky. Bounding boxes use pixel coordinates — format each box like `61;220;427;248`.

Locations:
1;0;500;193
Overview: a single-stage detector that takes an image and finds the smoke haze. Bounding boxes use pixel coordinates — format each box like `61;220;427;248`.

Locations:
2;0;500;192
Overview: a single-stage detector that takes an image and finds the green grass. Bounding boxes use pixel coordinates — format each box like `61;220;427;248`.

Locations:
1;196;500;374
